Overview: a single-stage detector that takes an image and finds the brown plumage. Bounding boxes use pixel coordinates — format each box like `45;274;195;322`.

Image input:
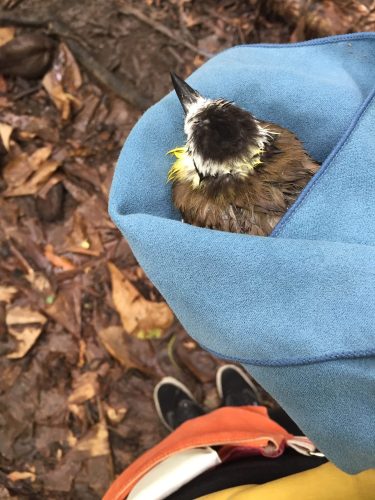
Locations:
172;122;319;236
169;73;320;236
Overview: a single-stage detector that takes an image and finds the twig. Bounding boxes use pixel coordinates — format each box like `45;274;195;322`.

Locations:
7;238;34;276
117;4;212;59
3;0;27;11
62;36;151;110
13;83;41;101
0;11;45;28
0;11;151;110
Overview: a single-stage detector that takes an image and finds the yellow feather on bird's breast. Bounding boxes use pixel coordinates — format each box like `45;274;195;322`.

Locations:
167;145;264;188
167;146;191;183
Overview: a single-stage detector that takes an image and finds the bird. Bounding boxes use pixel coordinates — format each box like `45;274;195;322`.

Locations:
168;73;320;236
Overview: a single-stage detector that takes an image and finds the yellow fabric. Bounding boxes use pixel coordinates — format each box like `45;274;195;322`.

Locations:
198;463;375;500
200;485;257;499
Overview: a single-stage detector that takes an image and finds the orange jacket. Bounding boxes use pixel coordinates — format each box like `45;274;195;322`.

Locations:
104;406;298;500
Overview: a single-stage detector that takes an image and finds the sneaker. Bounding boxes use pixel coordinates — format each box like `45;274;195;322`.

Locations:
154;377;205;431
216;365;261;407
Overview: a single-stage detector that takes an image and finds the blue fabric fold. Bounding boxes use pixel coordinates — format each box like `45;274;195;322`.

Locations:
109;33;375;473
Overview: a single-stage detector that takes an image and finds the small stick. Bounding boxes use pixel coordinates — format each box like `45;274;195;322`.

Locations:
13;83;41;101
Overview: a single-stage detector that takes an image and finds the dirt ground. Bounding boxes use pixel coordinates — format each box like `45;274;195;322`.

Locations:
0;0;374;498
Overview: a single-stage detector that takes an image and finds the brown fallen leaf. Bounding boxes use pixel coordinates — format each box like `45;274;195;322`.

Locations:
68;371;99;405
0;27;15;47
108;262;174;337
60;42;82;92
2;153;33;188
0;485;11;498
7;470;36;482
44;244;76;271
13;160;59;197
45;283;81;336
0;123;13;151
30;144;53;164
78;338;86;367
0;112;59;142
43;421;111;493
3;145;57;197
42;44;82;121
35;389;67;425
25;268;52;295
42;459;80;493
4;159;60;197
176;340;217;383
63;210;103;256
98;326;165;377
43;72;79;120
0;75;7;95
0;286;18;303
105;404;128;424
98;325;152;373
6;306;47;359
75;421;110;458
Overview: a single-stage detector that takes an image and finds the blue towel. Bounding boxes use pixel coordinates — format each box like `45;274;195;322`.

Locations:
109;33;375;474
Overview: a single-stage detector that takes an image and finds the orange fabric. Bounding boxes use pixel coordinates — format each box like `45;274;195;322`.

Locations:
104;406;293;500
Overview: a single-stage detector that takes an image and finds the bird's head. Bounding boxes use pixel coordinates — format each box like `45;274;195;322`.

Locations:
169;73;274;187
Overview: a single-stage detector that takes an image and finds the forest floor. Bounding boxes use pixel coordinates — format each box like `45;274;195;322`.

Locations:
0;0;373;498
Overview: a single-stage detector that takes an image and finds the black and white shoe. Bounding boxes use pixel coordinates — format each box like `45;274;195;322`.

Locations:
216;365;261;407
153;377;205;431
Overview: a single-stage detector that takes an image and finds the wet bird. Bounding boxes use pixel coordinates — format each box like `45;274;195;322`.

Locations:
168;73;320;236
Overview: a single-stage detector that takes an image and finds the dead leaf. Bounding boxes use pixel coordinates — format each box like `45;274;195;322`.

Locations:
78;339;86;367
0;75;7;93
42;47;81;121
7;470;36;482
35;389;67;425
99;326;146;371
30;144;53;165
4;160;60;197
6;306;47;359
0;286;18;303
105;404;127;424
176;340;217;383
0;123;13;151
0;112;59;142
42;458;80;493
63;211;103;256
73;94;100;133
108;262;174;337
25;268;52;295
75;421;110;458
0;27;15;47
6;307;46;328
68;371;99;405
2;153;34;188
60;42;82;91
0;485;11;498
46;284;81;336
44;244;76;271
3;145;59;197
35;425;70;455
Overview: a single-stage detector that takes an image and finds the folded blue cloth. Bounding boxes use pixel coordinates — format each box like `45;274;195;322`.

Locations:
109;33;375;473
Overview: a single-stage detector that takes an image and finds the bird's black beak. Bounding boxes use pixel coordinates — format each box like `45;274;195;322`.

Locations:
170;72;201;114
